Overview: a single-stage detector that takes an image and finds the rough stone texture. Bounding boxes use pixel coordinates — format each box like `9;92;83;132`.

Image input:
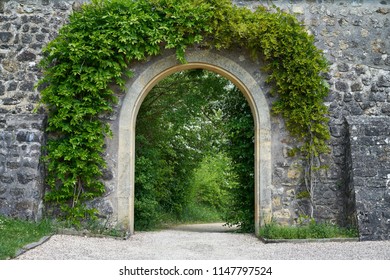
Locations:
346;116;390;241
0;0;389;240
0;113;46;220
233;0;390;240
0;0;74;114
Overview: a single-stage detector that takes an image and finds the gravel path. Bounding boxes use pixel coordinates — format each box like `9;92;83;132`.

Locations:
16;224;390;260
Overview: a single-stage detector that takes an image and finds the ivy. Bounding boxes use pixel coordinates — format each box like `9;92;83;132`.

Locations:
38;0;329;224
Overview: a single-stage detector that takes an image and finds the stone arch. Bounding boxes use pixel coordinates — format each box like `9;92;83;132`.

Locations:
112;49;272;235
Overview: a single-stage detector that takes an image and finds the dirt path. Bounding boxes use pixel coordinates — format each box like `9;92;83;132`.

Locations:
16;223;390;260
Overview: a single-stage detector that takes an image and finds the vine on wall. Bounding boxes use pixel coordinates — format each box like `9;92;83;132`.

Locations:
38;0;329;224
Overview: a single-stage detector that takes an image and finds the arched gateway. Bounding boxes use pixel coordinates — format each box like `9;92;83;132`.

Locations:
106;49;272;235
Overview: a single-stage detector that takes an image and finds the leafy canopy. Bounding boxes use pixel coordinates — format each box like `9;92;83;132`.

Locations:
38;0;329;223
135;70;241;230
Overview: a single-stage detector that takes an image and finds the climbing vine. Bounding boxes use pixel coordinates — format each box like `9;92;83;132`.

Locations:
38;0;329;223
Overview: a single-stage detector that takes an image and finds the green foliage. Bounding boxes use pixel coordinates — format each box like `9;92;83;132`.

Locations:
135;69;256;231
190;153;237;212
39;0;216;223
219;85;255;232
135;70;237;230
0;216;53;259
259;220;358;240
39;0;329;225
180;203;224;224
215;3;330;158
296;190;311;199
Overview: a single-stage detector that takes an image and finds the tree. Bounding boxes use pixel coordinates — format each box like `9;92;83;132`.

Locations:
219;86;255;232
135;70;255;231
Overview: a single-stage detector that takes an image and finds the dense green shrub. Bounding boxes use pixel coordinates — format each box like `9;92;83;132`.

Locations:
259;220;358;239
220;85;255;232
135;70;241;230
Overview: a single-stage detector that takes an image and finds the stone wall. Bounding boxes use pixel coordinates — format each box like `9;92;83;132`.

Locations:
0;1;74;220
0;0;390;240
346;116;390;241
0;0;74;114
0;114;46;220
234;1;390;238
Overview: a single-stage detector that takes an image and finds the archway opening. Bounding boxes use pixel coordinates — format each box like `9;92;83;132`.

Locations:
116;50;272;236
134;69;255;232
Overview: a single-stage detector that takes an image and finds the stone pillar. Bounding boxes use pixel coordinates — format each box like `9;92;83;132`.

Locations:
346;116;390;240
0;114;46;221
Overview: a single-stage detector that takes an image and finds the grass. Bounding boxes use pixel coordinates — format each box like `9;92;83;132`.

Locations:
180;203;224;224
0;215;54;260
135;203;225;231
259;221;359;240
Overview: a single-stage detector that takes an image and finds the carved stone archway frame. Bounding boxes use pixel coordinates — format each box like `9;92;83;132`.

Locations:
108;49;272;235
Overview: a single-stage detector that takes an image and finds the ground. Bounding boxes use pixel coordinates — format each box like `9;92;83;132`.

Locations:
16;223;390;260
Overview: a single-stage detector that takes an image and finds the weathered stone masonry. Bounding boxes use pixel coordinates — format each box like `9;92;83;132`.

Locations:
0;0;74;221
0;0;73;115
345;116;390;241
0;0;389;240
0;114;46;220
236;0;390;240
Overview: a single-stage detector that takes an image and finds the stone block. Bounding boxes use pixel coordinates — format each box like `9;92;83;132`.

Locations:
10;188;25;198
7;161;21;169
381;103;390;116
16;50;36;62
369;92;387;102
35;33;46;42
29;15;46;24
351;82;363;92
2;98;19;106
377;75;390;87
330;125;343;137
14;200;34;213
17;172;36;184
354;168;378;178
356;136;375;146
0;175;14;184
21;34;33;44
335;81;349;92
343;92;353;102
7;82;17;91
365;126;381;136
272;197;282;208
22;159;39;169
0;198;10;212
0;186;7;196
101;168;114;181
287;166;301;180
19;81;34;92
337;63;350;72
0;32;12;43
346;116;390;240
0;84;5;96
350;103;363;115
272;209;291;225
16;131;41;143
